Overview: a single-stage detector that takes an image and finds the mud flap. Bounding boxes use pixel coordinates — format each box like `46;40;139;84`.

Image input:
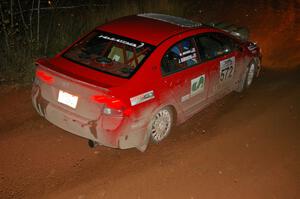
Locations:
32;83;49;117
118;127;149;151
136;131;151;152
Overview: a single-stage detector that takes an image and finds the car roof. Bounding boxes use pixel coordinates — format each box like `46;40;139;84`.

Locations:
138;13;201;27
98;13;202;46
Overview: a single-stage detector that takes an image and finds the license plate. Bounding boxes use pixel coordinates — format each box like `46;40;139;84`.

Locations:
58;90;78;109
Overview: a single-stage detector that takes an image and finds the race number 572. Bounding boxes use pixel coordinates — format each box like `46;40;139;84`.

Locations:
220;57;235;82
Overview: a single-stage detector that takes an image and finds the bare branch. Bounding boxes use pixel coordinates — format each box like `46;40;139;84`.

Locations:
29;0;35;42
44;0;60;54
37;0;40;43
0;3;10;49
14;4;107;15
17;0;28;29
10;0;13;28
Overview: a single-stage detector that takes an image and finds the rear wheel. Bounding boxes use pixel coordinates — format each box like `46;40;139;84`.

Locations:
149;107;173;144
137;107;174;152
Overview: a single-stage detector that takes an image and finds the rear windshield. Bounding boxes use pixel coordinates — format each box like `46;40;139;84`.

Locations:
63;31;154;78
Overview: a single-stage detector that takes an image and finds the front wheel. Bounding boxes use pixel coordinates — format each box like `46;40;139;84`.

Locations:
236;61;257;92
244;62;256;88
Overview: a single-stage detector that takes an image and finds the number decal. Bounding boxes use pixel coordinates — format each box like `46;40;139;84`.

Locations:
220;57;235;82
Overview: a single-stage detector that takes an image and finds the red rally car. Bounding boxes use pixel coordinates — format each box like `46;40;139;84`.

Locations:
32;13;262;152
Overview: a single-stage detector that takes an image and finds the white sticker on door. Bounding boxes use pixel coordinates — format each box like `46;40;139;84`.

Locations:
220;57;235;82
181;94;190;102
191;74;205;96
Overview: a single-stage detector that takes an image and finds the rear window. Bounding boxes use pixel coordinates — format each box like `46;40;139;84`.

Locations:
63;31;154;78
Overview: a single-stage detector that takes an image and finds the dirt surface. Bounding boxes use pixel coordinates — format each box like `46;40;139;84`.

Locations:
1;1;300;199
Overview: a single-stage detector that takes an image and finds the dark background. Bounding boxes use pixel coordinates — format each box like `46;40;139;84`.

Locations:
0;0;299;83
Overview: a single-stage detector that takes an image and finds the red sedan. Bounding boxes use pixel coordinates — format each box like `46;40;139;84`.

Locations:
32;13;262;151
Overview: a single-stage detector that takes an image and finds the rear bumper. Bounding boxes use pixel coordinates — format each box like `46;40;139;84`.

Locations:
32;83;147;149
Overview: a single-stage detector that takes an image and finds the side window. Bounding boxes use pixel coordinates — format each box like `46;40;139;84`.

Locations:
161;38;200;76
195;33;241;61
195;34;224;61
213;33;239;54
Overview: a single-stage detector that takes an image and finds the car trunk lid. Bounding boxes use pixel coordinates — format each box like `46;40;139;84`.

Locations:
35;58;124;120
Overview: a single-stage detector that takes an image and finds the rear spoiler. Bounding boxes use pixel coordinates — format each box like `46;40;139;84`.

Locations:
208;22;249;41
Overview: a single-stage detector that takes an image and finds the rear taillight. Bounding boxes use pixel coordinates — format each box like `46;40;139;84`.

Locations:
36;69;54;84
92;95;132;116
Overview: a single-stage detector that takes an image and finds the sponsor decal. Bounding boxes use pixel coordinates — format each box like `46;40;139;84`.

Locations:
191;74;205;96
179;53;197;64
98;35;144;48
112;54;120;61
220;57;235;82
181;74;206;102
180;48;196;56
130;90;154;106
181;94;190;102
178;48;197;64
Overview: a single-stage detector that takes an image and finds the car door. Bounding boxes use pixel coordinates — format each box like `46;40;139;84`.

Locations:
213;33;244;93
195;32;243;99
161;37;210;116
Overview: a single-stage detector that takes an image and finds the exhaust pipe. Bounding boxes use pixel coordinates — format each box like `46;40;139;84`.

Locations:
88;140;98;148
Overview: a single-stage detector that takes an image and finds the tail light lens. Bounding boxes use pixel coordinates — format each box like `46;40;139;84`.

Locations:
92;95;132;116
36;69;54;84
